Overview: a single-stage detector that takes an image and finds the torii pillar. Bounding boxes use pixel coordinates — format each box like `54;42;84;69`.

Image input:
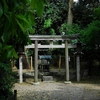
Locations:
64;40;71;84
33;40;39;85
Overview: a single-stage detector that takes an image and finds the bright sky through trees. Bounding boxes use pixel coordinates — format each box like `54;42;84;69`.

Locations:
74;0;78;3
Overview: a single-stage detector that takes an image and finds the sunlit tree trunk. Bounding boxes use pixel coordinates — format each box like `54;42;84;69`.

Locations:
67;0;73;25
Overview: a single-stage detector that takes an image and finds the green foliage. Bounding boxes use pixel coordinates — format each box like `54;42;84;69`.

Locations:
80;5;100;76
0;62;16;100
60;23;81;35
31;0;44;16
0;0;45;58
34;0;68;35
79;5;100;50
0;44;18;62
73;0;100;27
0;0;45;99
0;3;3;17
94;5;100;20
0;0;34;44
81;20;100;49
44;18;52;28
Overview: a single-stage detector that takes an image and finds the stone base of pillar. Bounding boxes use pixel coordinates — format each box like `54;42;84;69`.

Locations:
64;81;71;84
32;82;40;85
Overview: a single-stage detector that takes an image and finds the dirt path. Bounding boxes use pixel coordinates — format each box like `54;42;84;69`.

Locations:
13;82;100;100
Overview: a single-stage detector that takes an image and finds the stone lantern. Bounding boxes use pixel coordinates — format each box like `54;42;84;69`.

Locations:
74;41;82;54
74;40;83;82
17;44;25;55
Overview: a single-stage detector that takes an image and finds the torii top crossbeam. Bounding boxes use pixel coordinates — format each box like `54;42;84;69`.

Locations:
29;34;79;41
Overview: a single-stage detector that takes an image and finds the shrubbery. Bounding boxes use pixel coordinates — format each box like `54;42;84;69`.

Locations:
0;62;16;100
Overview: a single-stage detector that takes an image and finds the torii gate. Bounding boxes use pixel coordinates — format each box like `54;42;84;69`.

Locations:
24;34;80;84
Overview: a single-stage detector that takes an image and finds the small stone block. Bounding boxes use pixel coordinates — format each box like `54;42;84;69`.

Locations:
64;81;71;84
43;76;53;82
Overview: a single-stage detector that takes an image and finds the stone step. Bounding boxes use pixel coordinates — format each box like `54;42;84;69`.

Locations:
42;76;53;82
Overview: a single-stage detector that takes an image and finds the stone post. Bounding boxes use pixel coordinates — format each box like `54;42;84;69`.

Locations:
30;56;33;71
76;55;80;82
19;56;23;83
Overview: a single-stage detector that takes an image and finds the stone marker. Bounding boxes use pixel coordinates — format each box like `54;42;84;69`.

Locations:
42;76;53;82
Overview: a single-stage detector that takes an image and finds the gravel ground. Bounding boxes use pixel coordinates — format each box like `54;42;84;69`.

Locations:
13;81;100;100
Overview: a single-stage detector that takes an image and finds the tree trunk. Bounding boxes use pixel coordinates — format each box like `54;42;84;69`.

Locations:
67;0;73;25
